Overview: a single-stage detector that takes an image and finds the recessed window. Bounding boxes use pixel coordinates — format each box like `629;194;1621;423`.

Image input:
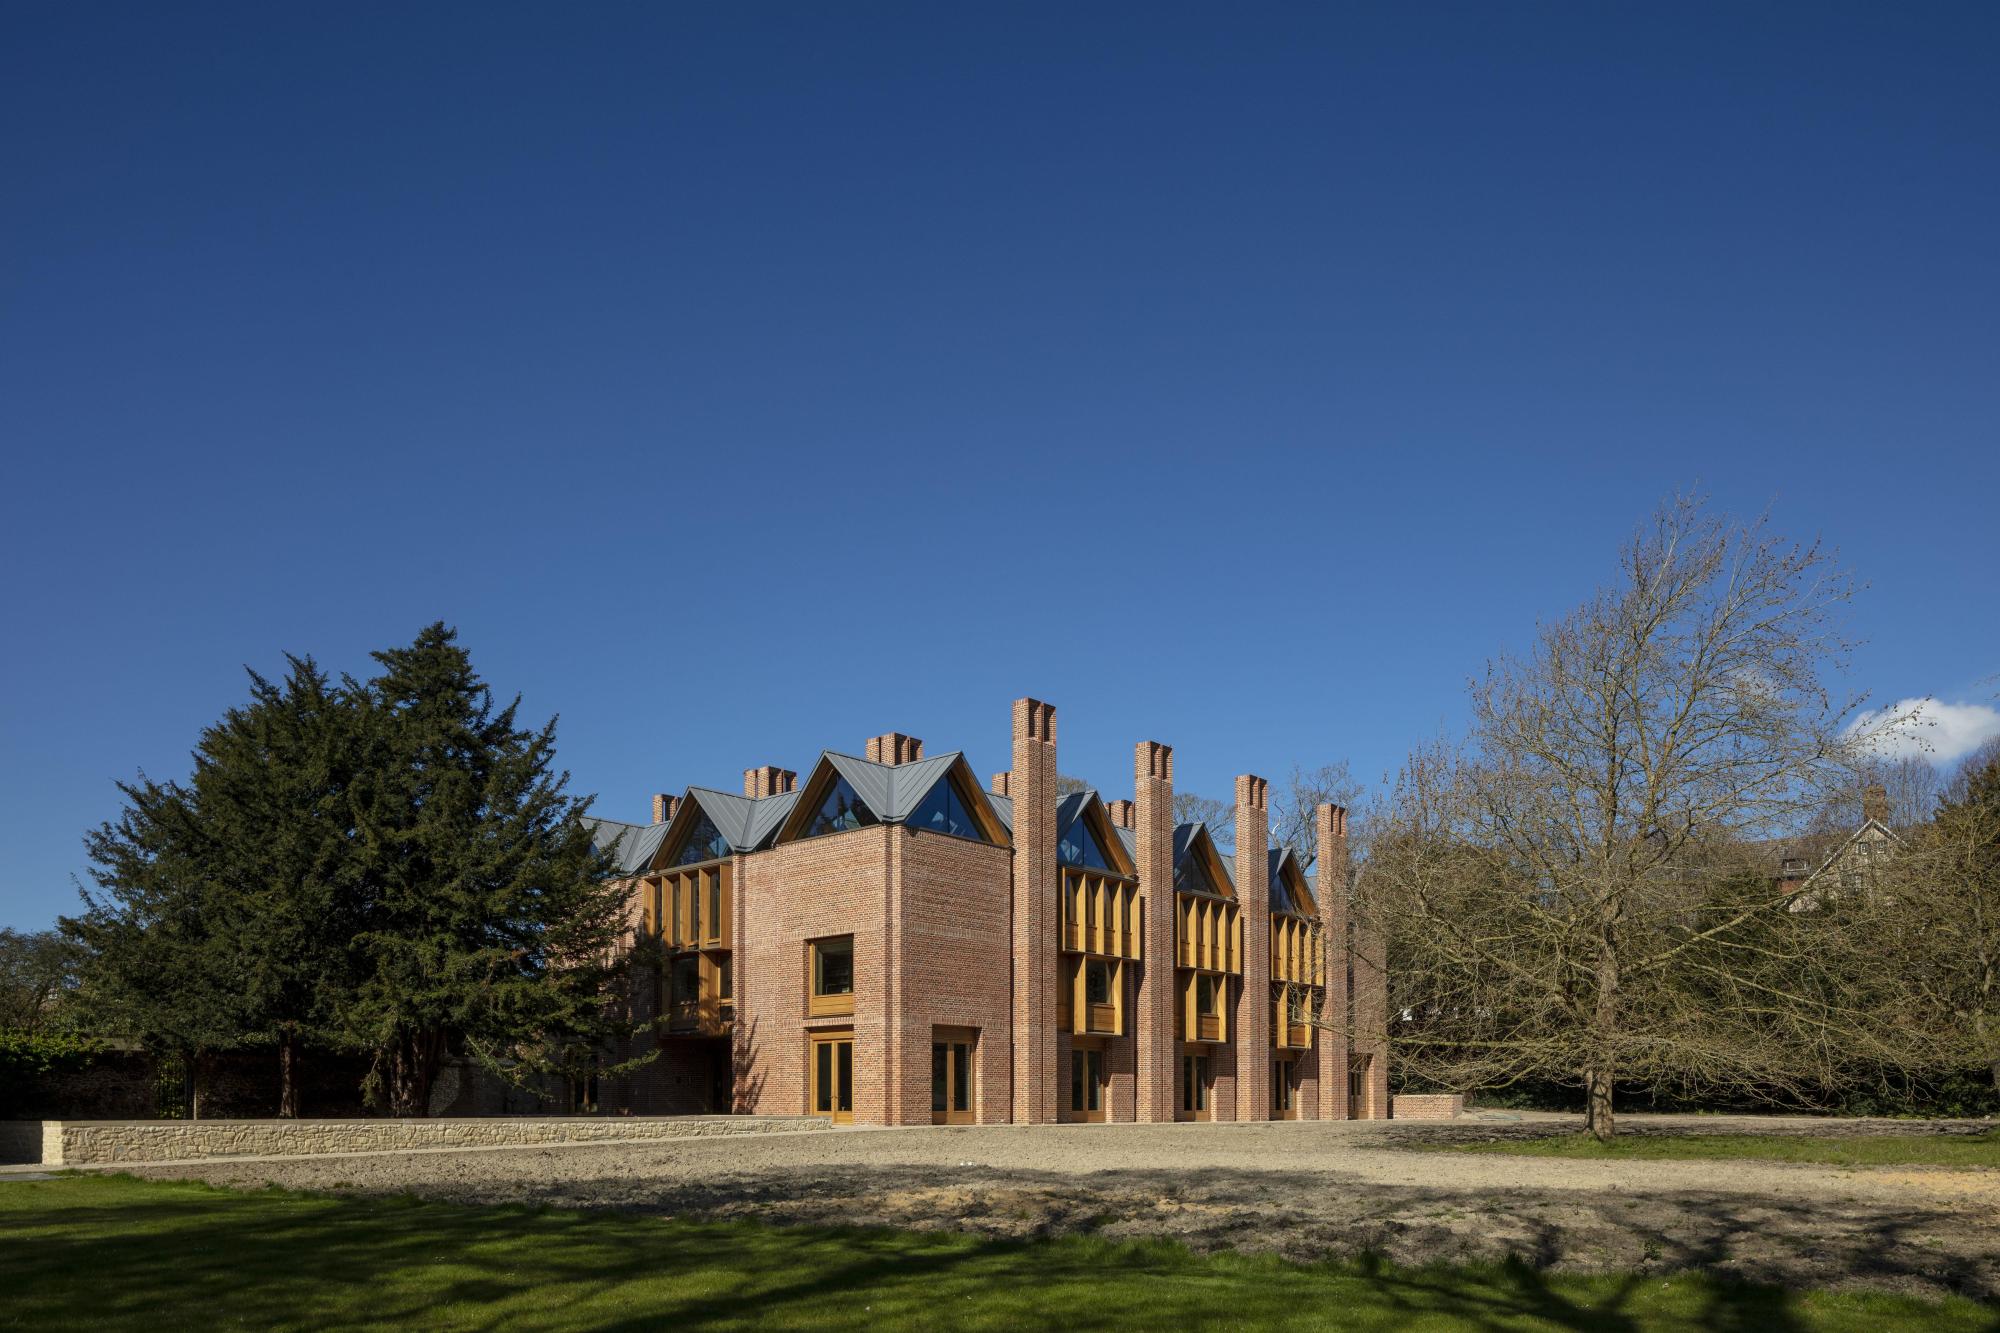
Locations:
907;779;988;842
803;777;879;839
1196;974;1218;1017
809;935;856;1016
670;955;699;1007
674;809;732;865
1085;960;1112;1007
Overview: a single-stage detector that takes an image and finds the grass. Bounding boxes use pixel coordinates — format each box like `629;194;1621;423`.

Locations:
1439;1130;2000;1169
2;1175;1996;1331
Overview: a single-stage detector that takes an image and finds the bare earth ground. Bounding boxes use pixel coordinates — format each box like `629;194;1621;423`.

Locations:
116;1114;2000;1302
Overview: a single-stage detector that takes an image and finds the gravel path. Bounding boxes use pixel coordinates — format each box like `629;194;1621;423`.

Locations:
124;1115;2000;1301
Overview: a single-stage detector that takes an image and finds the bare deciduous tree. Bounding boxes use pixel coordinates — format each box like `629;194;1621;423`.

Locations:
1871;737;2000;1092
1363;496;1928;1139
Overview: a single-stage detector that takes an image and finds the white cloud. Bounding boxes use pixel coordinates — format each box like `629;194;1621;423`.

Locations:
1847;697;2000;765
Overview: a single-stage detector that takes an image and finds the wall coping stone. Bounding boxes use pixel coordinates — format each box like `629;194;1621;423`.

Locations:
3;1115;829;1167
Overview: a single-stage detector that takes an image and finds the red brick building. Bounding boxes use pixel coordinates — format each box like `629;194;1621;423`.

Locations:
585;699;1389;1125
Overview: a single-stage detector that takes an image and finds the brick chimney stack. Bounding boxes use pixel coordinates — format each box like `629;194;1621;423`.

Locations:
743;766;797;799
1010;699;1058;1123
865;733;924;765
1346;799;1389;1120
1863;783;1890;825
651;793;677;825
1104;799;1135;831
1134;740;1176;1122
991;772;1011;798
1315;804;1351;1121
1235;775;1272;1122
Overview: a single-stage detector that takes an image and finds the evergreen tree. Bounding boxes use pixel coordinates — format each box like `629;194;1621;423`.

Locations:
65;771;246;1088
192;657;366;1115
64;657;365;1115
342;624;632;1116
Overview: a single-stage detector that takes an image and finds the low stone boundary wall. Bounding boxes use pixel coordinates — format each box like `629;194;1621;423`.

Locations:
1391;1094;1465;1121
5;1115;830;1166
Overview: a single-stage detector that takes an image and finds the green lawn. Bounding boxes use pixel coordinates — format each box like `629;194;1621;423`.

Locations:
1;1175;1993;1331
1438;1130;2000;1169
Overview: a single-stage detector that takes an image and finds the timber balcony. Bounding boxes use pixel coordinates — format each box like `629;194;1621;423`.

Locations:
1175;892;1243;974
666;996;734;1035
1060;871;1143;961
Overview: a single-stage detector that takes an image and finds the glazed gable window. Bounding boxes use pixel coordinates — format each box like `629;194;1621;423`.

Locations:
1059;818;1112;870
802;777;879;839
907;779;988;842
674;809;732;865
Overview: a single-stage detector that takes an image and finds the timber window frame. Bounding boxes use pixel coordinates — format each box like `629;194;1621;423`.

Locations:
808;934;856;1017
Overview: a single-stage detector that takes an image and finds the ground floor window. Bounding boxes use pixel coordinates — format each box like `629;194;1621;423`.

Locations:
1348;1054;1370;1120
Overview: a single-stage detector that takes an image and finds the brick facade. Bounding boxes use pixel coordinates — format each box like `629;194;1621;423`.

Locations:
599;698;1389;1126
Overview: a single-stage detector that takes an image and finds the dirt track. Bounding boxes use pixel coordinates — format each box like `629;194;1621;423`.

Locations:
124;1115;2000;1301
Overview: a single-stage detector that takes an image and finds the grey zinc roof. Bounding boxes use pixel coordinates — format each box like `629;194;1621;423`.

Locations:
745;788;803;847
583;816;665;876
988;790;1014;834
681;786;807;854
815;750;997;826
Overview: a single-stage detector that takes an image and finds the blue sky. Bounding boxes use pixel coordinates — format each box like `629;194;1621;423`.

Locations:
4;4;1996;932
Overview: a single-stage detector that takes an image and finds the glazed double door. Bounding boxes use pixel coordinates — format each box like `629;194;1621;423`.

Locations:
811;1032;854;1123
1069;1047;1107;1121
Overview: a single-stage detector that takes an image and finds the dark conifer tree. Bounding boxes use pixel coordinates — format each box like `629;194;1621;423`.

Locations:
66;657;365;1115
343;624;631;1116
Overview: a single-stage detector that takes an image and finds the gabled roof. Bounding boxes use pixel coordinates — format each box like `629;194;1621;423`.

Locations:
1798;817;1902;890
1269;846;1317;916
1173;821;1235;895
582;817;666;877
1054;789;1137;876
778;749;1010;844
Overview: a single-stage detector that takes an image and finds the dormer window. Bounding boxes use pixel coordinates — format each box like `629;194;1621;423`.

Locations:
802;776;879;839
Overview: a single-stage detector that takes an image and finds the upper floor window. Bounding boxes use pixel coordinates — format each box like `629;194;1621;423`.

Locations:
675;809;732;865
809;935;855;1017
803;777;879;839
814;936;853;995
908;779;987;842
1196;974;1219;1017
1059;817;1112;870
1270;869;1296;915
669;955;699;1007
1085;959;1112;1006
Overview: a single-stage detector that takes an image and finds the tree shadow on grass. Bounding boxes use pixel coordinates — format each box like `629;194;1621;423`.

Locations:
4;1176;1995;1332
